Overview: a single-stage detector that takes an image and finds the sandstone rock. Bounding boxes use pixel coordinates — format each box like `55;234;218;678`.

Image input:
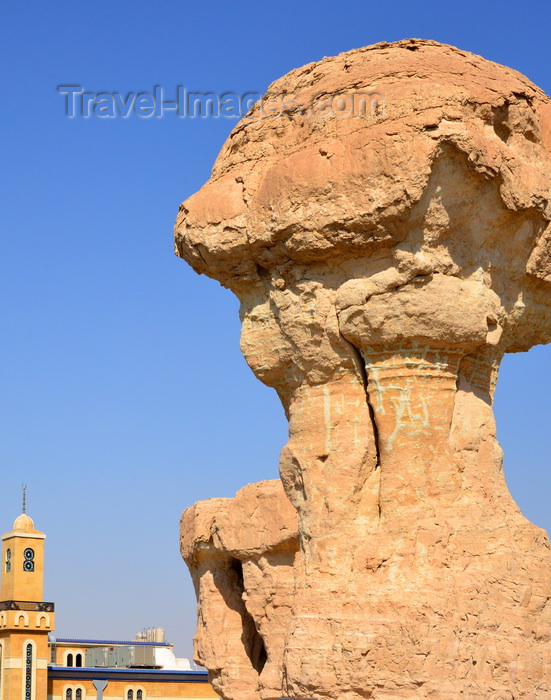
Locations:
181;480;298;699
177;39;551;699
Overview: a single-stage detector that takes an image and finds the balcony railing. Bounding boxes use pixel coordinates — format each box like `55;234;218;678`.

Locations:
0;600;54;612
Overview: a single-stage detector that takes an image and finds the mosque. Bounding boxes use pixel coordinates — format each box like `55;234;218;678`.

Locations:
0;504;218;699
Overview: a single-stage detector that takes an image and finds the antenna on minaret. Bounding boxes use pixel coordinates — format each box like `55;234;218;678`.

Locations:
22;484;27;514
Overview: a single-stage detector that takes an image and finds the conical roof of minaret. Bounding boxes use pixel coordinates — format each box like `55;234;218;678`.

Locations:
13;512;36;532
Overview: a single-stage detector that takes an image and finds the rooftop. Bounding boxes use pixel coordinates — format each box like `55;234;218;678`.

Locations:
51;637;171;647
47;667;208;682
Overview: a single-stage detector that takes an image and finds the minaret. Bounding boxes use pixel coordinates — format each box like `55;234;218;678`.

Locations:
0;488;54;700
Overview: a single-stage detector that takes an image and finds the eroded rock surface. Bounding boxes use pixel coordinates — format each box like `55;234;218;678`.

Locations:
177;39;551;699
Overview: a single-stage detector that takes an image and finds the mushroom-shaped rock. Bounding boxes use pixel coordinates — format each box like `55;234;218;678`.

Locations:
176;39;551;699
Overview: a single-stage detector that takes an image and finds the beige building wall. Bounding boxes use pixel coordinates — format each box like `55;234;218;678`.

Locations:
0;513;51;700
1;518;45;603
48;677;219;698
0;629;50;700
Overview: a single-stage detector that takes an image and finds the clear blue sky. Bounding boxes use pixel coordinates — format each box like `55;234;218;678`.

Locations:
1;0;550;660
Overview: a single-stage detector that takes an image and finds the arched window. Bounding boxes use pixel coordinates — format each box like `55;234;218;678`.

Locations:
5;549;10;573
75;689;82;700
127;690;133;700
137;690;143;700
67;653;73;667
24;643;33;700
75;653;82;667
66;689;73;700
14;612;29;628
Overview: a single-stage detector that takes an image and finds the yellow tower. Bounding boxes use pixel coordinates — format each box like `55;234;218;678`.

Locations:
0;496;54;700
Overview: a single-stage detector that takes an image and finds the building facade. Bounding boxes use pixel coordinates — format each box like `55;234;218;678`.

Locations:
0;511;217;700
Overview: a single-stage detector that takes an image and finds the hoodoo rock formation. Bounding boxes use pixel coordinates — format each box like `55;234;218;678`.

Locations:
176;40;551;699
